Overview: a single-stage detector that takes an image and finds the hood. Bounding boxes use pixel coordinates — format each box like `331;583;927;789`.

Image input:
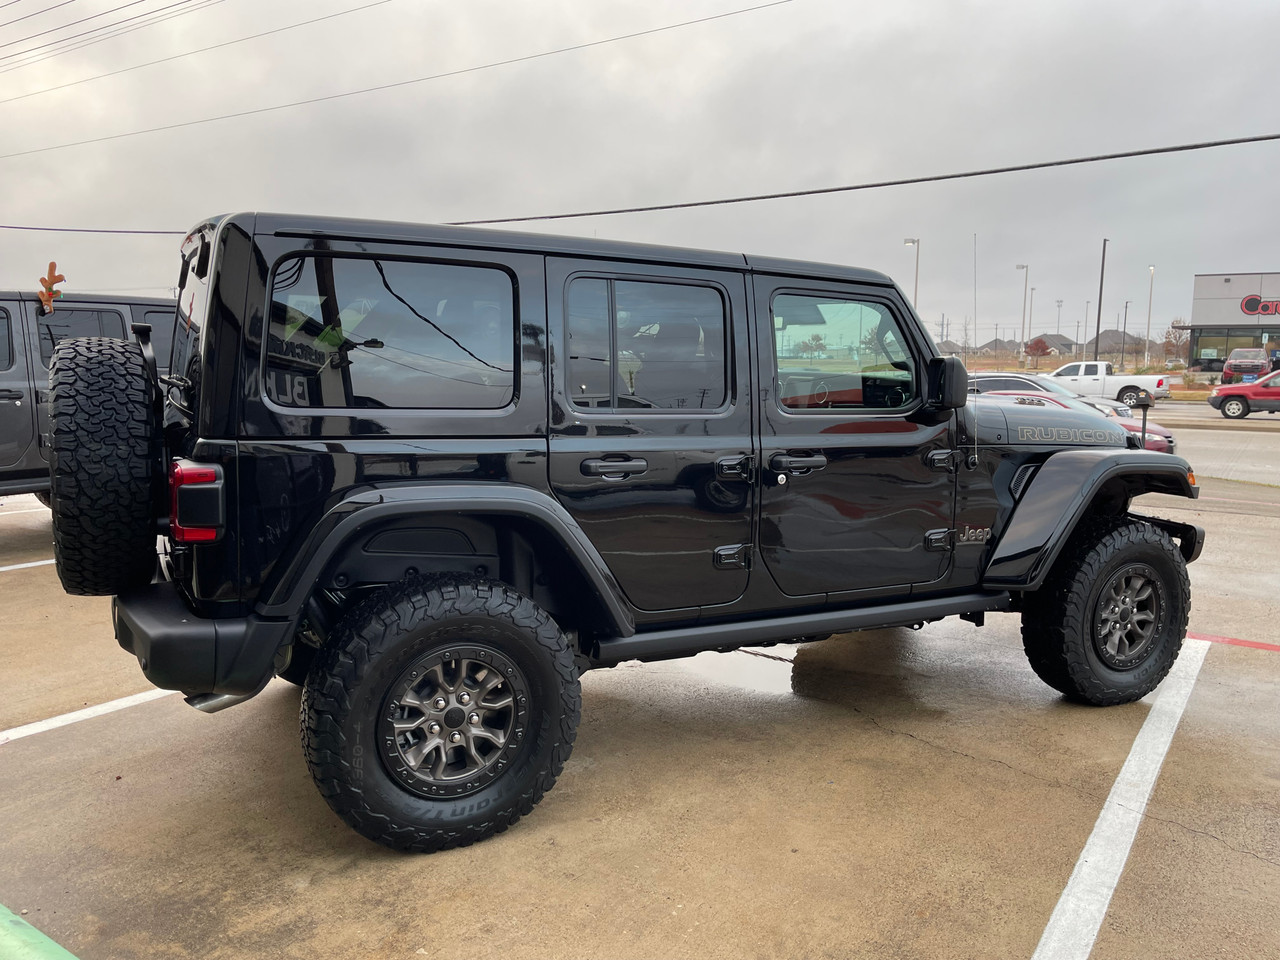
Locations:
970;393;1128;448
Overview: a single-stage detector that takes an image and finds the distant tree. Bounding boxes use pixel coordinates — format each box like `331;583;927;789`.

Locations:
1026;337;1051;369
799;334;826;358
1163;326;1189;358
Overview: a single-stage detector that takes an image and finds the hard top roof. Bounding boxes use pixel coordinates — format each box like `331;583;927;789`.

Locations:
226;212;896;287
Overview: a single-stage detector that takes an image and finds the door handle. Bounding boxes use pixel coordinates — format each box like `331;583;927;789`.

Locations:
0;389;22;401
581;457;648;478
769;453;827;475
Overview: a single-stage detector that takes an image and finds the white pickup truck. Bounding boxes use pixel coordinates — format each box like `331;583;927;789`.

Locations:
1046;361;1171;406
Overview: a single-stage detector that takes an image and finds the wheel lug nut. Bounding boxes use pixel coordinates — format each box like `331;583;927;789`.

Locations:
468;712;479;724
449;731;463;743
432;697;447;710
459;692;472;705
427;721;441;735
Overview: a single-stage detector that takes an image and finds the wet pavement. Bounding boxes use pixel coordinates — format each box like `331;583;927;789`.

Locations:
0;487;1277;959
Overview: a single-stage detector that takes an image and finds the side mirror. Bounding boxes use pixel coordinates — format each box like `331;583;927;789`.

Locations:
929;356;969;409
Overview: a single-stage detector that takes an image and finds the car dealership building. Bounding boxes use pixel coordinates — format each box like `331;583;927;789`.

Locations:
1184;273;1280;370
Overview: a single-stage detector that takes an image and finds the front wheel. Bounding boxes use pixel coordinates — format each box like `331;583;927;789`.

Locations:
1221;397;1249;419
1020;519;1189;705
301;576;580;852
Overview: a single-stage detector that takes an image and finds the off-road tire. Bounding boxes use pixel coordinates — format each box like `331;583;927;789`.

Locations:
49;337;160;596
1220;397;1249;419
1020;518;1189;706
301;576;580;853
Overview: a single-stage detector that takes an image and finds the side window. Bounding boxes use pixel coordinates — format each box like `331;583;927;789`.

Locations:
566;277;726;411
772;294;916;411
1055;363;1081;377
143;308;177;373
0;309;11;371
37;309;126;367
265;255;515;410
1082;363;1098;376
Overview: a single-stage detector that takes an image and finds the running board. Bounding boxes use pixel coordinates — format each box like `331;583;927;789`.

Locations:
590;591;1012;667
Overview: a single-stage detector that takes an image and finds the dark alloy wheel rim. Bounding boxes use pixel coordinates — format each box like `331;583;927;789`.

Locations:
1093;563;1165;669
378;645;530;800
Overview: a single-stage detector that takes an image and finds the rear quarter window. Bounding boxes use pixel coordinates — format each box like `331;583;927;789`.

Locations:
0;309;11;370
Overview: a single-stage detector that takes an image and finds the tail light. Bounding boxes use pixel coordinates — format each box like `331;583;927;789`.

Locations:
1157;378;1165;387
169;459;224;543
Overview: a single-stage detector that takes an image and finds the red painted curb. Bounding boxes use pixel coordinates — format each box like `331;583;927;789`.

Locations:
1188;632;1280;653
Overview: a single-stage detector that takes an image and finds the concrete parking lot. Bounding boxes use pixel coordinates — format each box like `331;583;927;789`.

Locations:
1;445;1277;958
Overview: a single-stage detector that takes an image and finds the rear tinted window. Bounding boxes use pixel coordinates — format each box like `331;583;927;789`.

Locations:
0;309;10;370
37;309;125;366
266;255;515;410
143;308;177;373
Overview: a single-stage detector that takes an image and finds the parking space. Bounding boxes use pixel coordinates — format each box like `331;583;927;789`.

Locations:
1;485;1277;959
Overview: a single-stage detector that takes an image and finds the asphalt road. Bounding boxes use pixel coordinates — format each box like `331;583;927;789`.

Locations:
1148;401;1280;487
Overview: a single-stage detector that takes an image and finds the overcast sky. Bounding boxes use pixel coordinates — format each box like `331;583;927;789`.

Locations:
2;0;1277;346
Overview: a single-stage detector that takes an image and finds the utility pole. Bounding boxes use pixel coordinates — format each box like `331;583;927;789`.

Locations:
1093;239;1109;361
1082;301;1090;359
1121;300;1132;371
904;239;920;310
1144;265;1156;368
1017;264;1029;363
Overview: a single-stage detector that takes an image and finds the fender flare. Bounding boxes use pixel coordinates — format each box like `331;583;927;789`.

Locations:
982;448;1199;590
254;483;635;637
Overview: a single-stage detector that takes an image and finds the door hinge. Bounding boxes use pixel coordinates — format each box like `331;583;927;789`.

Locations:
927;450;959;473
924;529;954;552
714;543;751;569
715;455;755;481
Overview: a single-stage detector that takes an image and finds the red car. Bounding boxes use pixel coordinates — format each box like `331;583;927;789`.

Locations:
1208;368;1280;418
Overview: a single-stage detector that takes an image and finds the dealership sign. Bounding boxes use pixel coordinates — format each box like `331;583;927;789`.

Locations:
1241;295;1280;316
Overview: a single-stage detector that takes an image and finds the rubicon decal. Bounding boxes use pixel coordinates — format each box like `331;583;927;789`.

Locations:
1017;426;1113;444
1240;295;1280;315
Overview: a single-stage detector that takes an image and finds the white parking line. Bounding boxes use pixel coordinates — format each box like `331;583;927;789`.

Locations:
0;689;176;746
0;559;55;573
1031;637;1210;960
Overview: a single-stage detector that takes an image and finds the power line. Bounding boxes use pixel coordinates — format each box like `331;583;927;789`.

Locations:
450;132;1280;224
0;0;394;102
0;0;161;51
0;130;1276;237
0;0;795;160
0;0;221;72
0;0;76;31
0;0;202;61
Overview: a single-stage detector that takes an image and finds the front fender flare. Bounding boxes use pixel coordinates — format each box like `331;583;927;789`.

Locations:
982;449;1198;590
254;483;635;637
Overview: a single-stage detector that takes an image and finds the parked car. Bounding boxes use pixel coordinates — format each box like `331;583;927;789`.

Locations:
968;371;1133;417
1046;361;1170;405
983;391;1175;453
0;290;176;502
1207;369;1280;418
1221;347;1270;384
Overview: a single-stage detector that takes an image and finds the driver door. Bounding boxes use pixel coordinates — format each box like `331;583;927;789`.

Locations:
754;278;957;601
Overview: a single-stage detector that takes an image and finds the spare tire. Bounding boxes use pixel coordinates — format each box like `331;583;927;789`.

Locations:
50;337;162;596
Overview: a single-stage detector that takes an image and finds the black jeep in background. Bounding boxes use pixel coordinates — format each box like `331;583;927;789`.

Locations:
0;291;174;503
48;214;1203;852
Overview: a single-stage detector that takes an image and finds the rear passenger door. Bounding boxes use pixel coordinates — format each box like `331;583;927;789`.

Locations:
547;259;754;615
0;300;35;469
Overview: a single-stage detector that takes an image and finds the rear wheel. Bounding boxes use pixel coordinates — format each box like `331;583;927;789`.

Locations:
1118;386;1143;407
1221;397;1249;419
301;576;580;852
1020;519;1189;705
49;337;161;596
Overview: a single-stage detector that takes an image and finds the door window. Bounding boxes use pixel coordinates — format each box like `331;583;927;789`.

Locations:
1082;363;1098;376
265;255;515;409
37;309;125;366
771;294;916;410
566;277;726;411
0;309;11;370
1055;363;1081;377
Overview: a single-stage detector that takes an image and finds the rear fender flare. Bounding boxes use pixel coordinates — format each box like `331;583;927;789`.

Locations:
255;483;635;637
982;449;1199;590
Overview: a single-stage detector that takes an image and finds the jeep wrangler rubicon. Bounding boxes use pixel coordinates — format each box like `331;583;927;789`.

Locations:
49;213;1204;852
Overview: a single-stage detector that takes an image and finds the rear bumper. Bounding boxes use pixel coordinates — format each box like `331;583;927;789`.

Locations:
113;581;293;695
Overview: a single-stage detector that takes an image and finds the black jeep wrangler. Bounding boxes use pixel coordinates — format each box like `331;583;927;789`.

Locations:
49;213;1203;852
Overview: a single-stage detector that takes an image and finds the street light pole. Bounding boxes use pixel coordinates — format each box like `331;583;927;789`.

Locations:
1121;300;1132;371
1082;301;1090;358
1017;264;1029;362
1056;299;1063;335
1094;239;1109;361
1144;265;1155;368
904;239;920;310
